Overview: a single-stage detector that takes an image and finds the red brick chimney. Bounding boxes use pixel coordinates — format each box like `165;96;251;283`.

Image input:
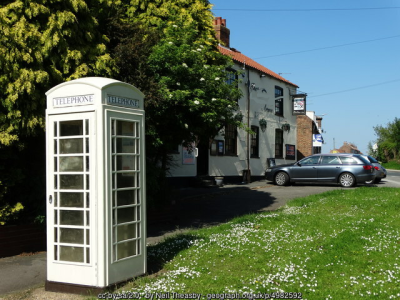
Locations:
213;17;230;47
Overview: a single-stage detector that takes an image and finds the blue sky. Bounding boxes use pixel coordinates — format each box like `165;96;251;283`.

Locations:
210;0;400;154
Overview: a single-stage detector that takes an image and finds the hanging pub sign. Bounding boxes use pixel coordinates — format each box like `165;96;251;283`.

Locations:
292;94;307;115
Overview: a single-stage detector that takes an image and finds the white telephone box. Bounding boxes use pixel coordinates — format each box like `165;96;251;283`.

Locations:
45;77;146;293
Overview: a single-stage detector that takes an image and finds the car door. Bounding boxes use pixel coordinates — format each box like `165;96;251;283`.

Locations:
317;155;342;181
290;155;320;181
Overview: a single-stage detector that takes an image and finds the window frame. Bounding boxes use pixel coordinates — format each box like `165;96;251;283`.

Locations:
224;123;237;156
250;126;259;158
275;86;284;117
275;128;284;158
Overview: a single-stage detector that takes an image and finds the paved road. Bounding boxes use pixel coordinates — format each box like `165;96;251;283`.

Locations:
1;171;399;297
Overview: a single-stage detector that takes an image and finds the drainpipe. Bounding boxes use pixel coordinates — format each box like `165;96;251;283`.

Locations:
246;67;251;183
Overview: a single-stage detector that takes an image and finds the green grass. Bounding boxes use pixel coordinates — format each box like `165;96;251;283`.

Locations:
382;161;400;170
117;188;400;300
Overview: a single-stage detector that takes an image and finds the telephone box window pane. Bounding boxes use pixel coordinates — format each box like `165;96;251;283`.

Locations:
116;138;135;153
54;193;58;207
60;192;84;207
86;229;90;245
54;157;58;172
86;156;89;172
117;121;134;136
117;156;136;170
86;175;89;189
60;139;83;154
117;190;135;206
54;175;58;189
60;246;84;262
86;211;90;226
117;173;135;188
54;140;58;155
54;122;58;137
86;193;90;208
60;120;83;136
117;240;137;260
59;157;83;172
85;138;89;153
60;210;84;226
54;228;58;242
54;210;58;224
117;223;137;242
117;207;135;224
86;248;90;264
60;175;84;189
54;246;58;260
60;228;84;244
85;119;89;135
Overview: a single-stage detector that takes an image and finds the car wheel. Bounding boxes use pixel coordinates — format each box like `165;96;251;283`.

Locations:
374;178;381;184
275;172;289;186
339;172;355;187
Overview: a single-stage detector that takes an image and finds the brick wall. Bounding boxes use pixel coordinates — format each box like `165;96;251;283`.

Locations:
296;115;313;160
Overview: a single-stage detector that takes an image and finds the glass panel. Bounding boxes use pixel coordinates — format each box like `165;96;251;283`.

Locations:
117;121;134;136
112;156;116;172
86;229;90;245
60;120;83;136
86;193;90;208
86;156;89;172
117;207;135;224
116;138;135;153
112;210;116;225
112;138;115;153
137;222;140;238
85;138;89;153
112;174;115;189
60;246;84;262
137;206;140;221
111;120;115;136
54;140;57;154
113;245;117;262
54;210;58;224
54;246;58;260
117;223;137;242
60;175;84;189
60;192;84;207
60;210;84;226
60;228;84;244
85;119;89;135
117;240;137;260
86;248;90;264
86;175;89;189
136;189;140;204
60;139;83;154
54;228;58;242
54;193;58;207
54;157;57;172
54;175;57;189
117;156;136;170
117;190;135;206
59;156;84;172
136;139;139;154
86;211;90;226
117;173;135;188
54;122;58;137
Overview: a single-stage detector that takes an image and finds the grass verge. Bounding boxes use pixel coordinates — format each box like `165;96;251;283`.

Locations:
118;187;400;300
382;161;400;170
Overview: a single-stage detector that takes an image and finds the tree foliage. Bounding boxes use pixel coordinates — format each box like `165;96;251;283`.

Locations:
0;0;115;145
372;117;400;162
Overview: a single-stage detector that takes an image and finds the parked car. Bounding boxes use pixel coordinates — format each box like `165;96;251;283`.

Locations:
265;153;376;187
362;155;387;183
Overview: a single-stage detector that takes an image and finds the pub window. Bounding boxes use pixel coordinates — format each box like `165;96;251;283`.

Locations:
210;140;225;156
224;123;237;156
275;86;284;116
250;126;259;158
226;68;238;86
275;129;283;158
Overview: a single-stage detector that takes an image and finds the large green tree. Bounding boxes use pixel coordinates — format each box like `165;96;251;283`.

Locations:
0;0;115;145
0;0;115;223
372;117;400;162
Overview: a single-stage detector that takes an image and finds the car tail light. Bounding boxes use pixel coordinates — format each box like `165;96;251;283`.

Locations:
363;165;373;170
374;166;380;170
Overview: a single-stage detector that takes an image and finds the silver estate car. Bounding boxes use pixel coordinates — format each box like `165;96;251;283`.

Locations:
265;153;376;187
362;155;387;183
